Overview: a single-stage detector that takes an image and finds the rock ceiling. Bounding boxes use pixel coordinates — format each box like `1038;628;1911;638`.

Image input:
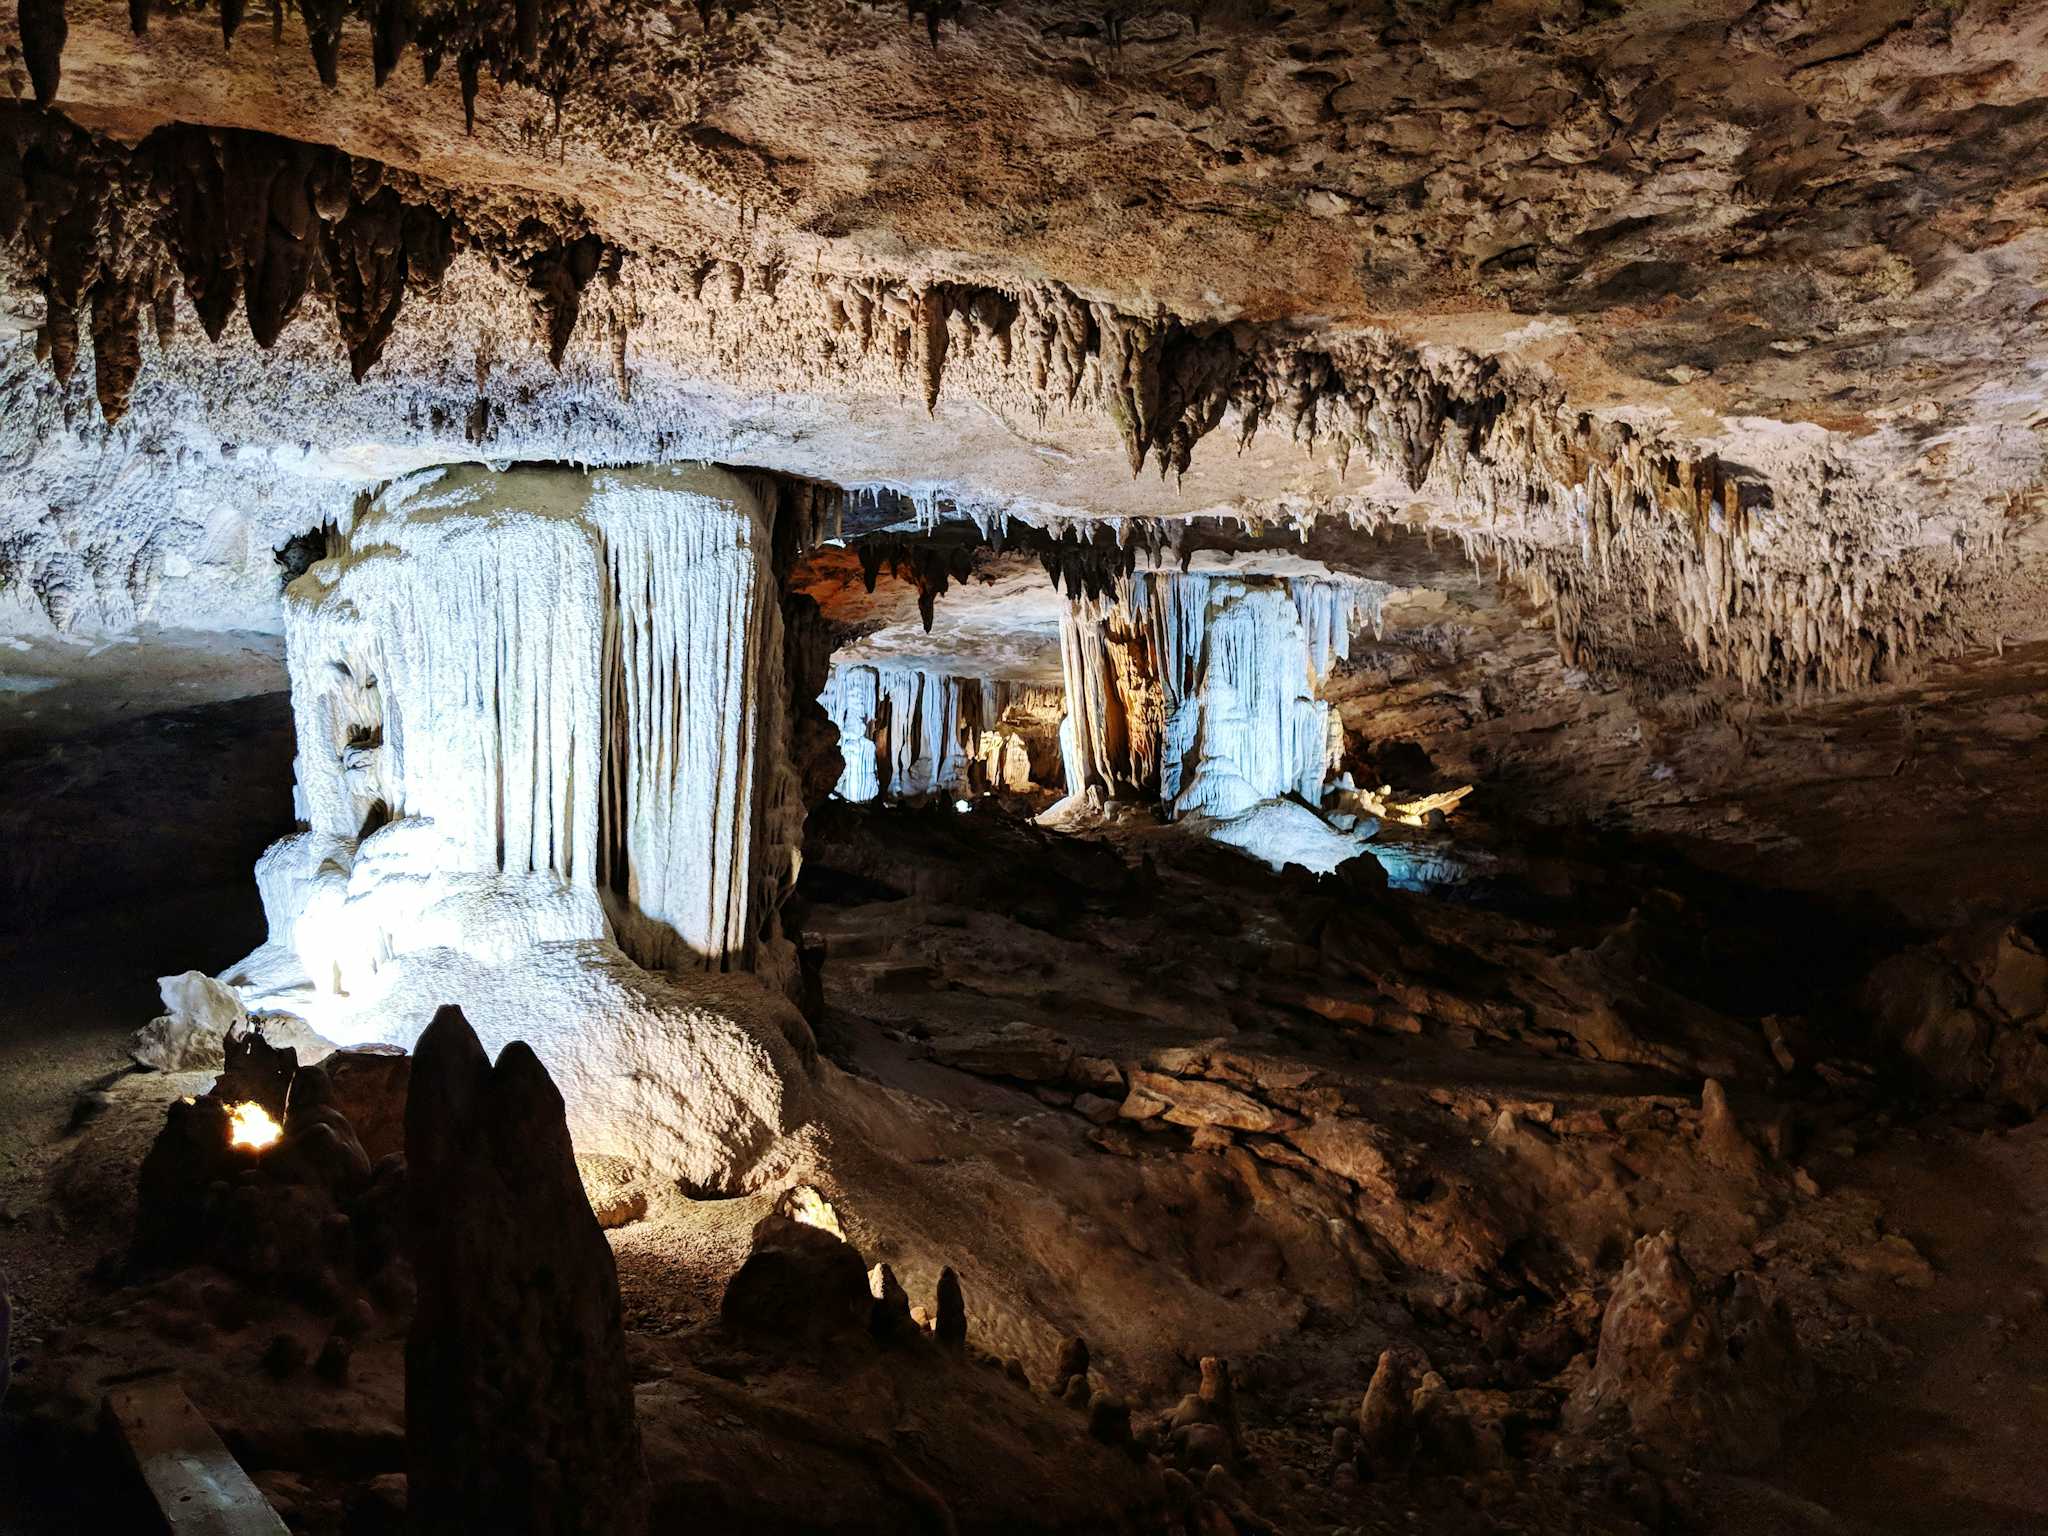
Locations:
4;0;2048;695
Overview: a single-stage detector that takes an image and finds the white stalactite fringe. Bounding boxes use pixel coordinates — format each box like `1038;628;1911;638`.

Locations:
1055;564;1371;808
222;463;812;1193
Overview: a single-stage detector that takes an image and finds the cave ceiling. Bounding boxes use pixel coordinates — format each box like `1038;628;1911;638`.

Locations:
5;0;2048;695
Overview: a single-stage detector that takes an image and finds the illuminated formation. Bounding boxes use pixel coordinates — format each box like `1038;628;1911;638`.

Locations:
822;662;1058;803
1048;555;1391;870
223;463;810;1191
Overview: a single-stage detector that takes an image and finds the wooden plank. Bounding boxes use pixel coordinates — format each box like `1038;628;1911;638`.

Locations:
103;1380;291;1535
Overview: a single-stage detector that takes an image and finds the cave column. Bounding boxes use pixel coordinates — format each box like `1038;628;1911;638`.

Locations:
1054;567;1353;818
260;464;801;1019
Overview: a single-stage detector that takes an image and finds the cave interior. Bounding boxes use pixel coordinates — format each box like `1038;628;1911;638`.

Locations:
4;1;2048;1532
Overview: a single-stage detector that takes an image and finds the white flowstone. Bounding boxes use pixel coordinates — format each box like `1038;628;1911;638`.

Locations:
821;659;1048;802
1169;579;1337;821
275;462;797;977
217;463;808;1190
1048;555;1382;870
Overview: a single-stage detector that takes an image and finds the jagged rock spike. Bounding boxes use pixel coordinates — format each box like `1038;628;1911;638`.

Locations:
459;48;481;135
935;1266;966;1348
406;1005;649;1535
19;0;67;108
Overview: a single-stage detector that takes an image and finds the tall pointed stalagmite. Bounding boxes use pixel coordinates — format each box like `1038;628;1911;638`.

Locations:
406;1004;649;1536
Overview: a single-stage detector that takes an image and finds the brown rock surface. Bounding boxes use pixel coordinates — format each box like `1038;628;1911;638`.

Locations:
1568;1230;1810;1469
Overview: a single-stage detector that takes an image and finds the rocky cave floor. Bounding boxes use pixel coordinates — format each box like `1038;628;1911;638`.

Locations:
3;777;2047;1534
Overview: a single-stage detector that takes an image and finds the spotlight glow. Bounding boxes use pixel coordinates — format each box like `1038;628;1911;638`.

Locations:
227;1101;282;1151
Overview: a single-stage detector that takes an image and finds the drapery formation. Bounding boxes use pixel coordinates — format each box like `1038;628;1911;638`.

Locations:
270;463;799;995
1056;564;1376;816
822;661;1060;802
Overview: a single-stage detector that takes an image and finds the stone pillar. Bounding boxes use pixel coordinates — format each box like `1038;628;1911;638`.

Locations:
226;465;812;1193
262;462;800;990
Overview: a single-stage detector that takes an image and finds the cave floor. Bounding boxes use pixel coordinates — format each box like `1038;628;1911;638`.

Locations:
3;811;2048;1533
787;802;2048;1535
1769;1121;2048;1534
0;880;270;1533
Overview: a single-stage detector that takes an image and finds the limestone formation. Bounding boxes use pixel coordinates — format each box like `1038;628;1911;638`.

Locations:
1356;1351;1411;1472
1865;914;2048;1113
1051;1336;1089;1398
720;1213;872;1346
1568;1231;1810;1470
10;7;2048;1532
823;662;1052;804
219;463;811;1190
934;1266;966;1351
405;1004;648;1536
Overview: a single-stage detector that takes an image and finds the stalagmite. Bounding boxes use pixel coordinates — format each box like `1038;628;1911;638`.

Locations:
407;1005;649;1536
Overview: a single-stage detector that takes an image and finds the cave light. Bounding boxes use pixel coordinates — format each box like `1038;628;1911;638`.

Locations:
227;1101;283;1151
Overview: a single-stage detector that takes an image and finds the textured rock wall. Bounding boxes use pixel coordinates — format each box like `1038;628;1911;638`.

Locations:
7;98;2036;704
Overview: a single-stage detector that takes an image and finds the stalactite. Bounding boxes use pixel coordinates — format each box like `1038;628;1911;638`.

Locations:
852;532;975;632
371;0;412;85
459;47;481;133
526;233;605;368
325;187;458;380
18;0;66;109
87;275;142;424
304;0;345;85
0;112;1990;699
917;285;951;415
